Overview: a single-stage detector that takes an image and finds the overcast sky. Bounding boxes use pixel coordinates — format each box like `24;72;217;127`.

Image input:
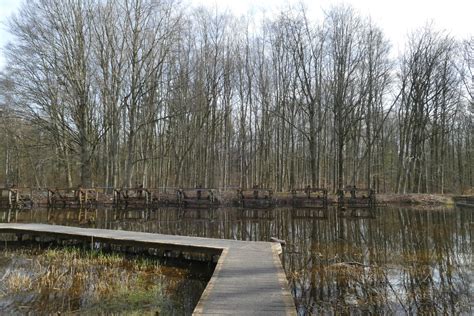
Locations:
0;0;472;69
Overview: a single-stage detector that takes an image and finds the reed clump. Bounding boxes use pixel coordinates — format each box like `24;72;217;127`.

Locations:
0;246;189;314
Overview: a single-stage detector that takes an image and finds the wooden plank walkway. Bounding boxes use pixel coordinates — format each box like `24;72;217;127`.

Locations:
0;223;296;315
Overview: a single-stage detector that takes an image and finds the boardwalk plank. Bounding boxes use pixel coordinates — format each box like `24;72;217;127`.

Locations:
0;223;296;315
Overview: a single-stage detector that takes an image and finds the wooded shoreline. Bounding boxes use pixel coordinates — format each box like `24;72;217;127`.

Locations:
2;186;469;209
0;1;472;196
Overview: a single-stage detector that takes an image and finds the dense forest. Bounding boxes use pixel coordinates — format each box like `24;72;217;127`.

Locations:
0;0;472;193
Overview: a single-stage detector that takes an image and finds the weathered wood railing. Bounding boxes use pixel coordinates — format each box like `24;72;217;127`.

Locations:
113;187;151;208
337;187;376;208
291;187;328;208
237;188;275;208
0;188;33;208
178;188;219;208
148;188;181;206
47;188;98;208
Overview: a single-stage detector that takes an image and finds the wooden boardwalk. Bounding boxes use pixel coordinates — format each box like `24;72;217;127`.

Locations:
0;223;296;315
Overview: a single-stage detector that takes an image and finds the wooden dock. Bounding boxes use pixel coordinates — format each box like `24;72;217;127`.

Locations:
0;223;296;315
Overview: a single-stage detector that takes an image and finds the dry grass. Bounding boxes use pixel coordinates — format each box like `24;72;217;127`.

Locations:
377;193;454;205
5;271;32;292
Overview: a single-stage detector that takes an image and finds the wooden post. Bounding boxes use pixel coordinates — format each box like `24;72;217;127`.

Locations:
14;190;19;207
113;189;119;206
47;189;52;207
145;189;150;206
337;189;344;205
78;189;82;207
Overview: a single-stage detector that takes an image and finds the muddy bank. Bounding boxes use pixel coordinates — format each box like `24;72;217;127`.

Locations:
258;192;456;207
373;193;455;205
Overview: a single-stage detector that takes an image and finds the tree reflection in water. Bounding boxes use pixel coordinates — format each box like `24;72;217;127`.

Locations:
1;206;472;314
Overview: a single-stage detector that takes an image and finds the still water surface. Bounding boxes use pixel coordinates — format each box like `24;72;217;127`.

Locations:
1;206;472;314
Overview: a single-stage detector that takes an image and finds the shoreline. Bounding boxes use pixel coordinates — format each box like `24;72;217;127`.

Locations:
4;188;472;208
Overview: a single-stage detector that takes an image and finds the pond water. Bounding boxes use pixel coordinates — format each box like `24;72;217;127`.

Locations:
1;206;473;314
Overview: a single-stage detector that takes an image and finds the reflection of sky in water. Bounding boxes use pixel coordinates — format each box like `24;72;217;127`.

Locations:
0;206;472;314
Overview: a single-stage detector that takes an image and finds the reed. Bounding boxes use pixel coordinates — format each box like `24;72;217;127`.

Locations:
0;246;189;314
